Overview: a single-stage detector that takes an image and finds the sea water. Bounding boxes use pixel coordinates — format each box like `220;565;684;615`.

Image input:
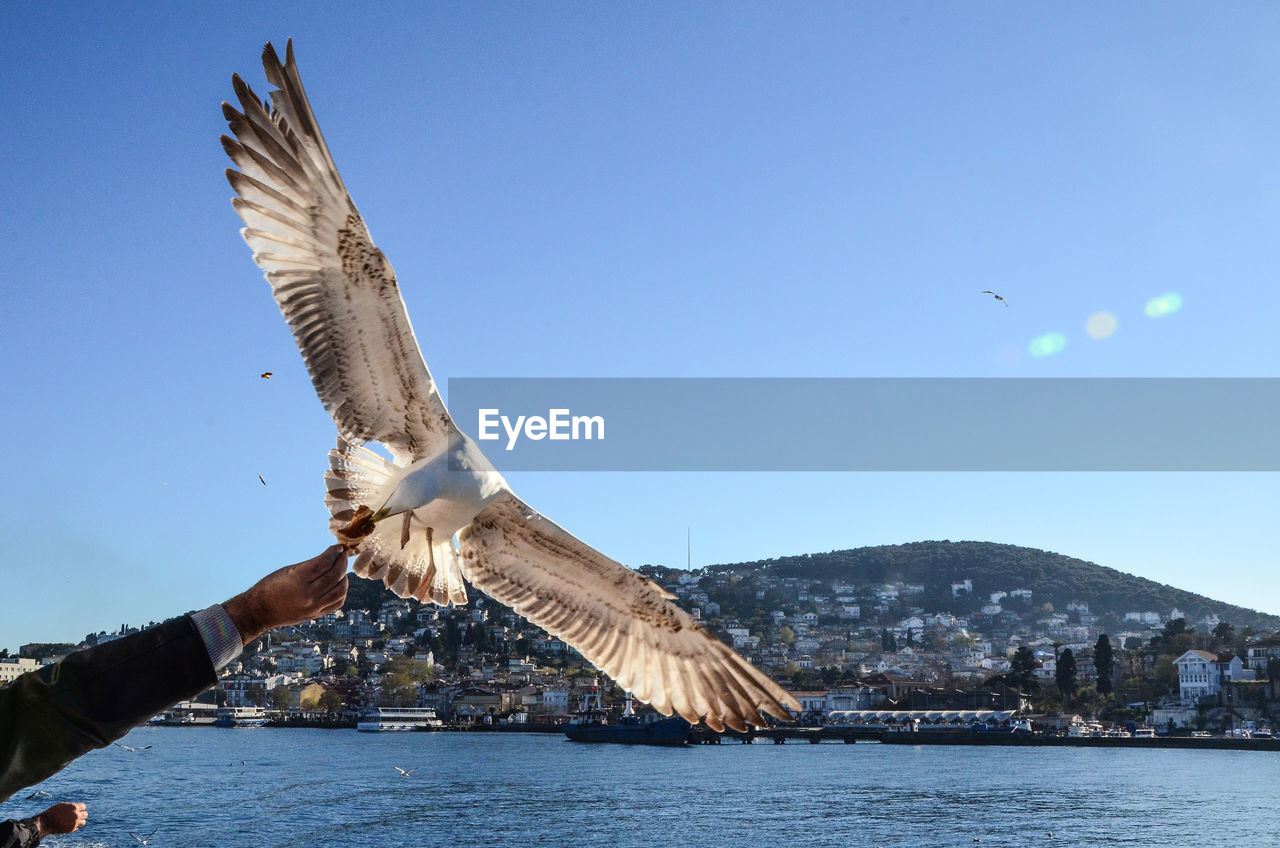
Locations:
8;726;1277;847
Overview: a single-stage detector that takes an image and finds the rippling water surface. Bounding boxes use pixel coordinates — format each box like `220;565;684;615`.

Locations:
10;727;1278;847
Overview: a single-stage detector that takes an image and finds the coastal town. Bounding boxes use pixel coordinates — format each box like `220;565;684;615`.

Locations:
5;559;1278;741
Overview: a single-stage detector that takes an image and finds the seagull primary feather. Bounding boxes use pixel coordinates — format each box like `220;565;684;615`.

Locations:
221;41;799;732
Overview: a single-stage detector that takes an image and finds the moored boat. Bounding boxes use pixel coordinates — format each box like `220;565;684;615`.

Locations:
357;706;443;732
214;706;268;727
563;689;691;746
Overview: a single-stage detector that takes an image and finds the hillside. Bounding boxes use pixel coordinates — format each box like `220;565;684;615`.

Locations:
706;540;1280;631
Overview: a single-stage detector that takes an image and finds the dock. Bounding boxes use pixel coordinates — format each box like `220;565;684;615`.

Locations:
686;726;1280;751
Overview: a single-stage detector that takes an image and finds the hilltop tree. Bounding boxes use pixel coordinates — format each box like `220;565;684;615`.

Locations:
1056;649;1078;707
1094;634;1114;696
1160;618;1194;655
381;657;434;706
318;689;345;715
1009;646;1040;692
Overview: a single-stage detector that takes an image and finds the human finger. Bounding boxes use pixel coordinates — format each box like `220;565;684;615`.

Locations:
306;545;348;585
317;575;348;610
317;593;346;617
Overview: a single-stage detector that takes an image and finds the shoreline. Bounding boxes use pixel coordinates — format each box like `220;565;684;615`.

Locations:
151;721;1280;750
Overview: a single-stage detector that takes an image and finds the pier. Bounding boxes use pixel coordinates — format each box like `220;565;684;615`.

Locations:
685;725;1280;751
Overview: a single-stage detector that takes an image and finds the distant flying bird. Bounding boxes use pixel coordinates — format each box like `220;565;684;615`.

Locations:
260;371;273;379
393;767;415;777
258;473;267;486
113;742;152;752
26;791;53;799
981;290;1008;307
130;829;158;845
221;41;799;732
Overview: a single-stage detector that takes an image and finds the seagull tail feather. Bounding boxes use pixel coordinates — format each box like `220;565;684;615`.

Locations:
326;438;468;607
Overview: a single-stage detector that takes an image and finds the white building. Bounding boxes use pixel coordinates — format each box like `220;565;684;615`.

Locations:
1175;650;1244;704
0;657;40;685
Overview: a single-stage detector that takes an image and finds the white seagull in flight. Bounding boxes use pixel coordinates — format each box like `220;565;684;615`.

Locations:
221;41;798;732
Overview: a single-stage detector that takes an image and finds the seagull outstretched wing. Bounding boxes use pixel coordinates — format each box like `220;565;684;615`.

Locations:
223;41;800;731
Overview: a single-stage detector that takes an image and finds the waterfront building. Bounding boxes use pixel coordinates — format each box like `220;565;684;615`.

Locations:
1175;650;1245;705
0;656;40;684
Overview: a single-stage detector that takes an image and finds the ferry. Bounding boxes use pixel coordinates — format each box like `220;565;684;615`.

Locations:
563;690;690;746
214;706;268;727
357;706;443;732
155;701;219;726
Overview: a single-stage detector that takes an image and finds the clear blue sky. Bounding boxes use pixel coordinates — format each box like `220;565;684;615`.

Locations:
3;2;1279;652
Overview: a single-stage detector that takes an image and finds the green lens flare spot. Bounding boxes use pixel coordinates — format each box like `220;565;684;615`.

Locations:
1144;292;1183;318
1028;332;1067;358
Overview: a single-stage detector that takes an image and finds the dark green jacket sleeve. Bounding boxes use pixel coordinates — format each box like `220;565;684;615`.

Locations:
0;817;41;848
0;616;216;802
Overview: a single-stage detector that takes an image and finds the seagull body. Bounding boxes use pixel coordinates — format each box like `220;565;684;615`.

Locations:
221;41;798;732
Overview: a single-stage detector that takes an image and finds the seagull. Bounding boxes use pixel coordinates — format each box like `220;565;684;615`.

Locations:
261;371;273;379
393;767;415;777
981;290;1008;307
113;742;152;752
130;829;158;845
258;473;267;486
221;41;799;733
26;790;53;799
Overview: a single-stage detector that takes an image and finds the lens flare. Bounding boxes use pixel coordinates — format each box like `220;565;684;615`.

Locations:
1085;311;1118;339
1028;332;1067;358
1144;292;1183;318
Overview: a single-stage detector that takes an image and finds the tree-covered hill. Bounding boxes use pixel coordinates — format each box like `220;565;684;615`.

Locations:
708;540;1280;630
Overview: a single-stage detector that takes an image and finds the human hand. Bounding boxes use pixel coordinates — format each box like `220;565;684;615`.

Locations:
36;802;87;835
223;545;349;645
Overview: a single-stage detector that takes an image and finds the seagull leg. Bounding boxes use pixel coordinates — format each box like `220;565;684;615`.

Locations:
400;511;412;549
425;526;435;570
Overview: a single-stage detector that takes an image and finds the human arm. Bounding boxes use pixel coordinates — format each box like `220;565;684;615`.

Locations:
0;546;348;802
0;803;87;847
221;544;349;646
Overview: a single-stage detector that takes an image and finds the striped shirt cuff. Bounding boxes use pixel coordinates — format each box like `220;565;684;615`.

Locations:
191;604;244;671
